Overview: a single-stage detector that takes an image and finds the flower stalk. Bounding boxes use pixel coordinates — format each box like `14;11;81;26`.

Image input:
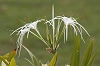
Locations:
52;4;55;50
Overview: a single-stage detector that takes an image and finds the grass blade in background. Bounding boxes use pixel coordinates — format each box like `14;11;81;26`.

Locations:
48;52;58;66
70;36;80;66
81;41;94;66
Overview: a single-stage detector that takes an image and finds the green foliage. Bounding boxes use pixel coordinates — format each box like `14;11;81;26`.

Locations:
0;3;99;65
70;36;80;66
81;41;99;66
81;41;94;66
0;49;17;66
23;45;58;66
87;49;99;66
9;58;16;66
0;36;98;66
0;0;100;66
21;36;99;66
69;36;99;66
48;52;58;66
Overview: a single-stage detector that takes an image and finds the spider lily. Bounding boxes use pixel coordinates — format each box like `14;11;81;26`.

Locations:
10;19;48;56
48;16;90;43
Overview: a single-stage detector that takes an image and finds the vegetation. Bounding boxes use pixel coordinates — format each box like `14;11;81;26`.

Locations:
0;0;100;66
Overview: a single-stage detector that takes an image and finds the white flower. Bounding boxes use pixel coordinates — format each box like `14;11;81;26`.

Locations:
62;16;90;42
48;16;90;42
10;19;44;56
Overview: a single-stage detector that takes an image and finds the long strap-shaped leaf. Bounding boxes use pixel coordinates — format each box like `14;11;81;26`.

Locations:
70;35;80;66
81;41;94;66
9;58;17;66
0;56;9;66
87;49;99;66
48;52;58;66
7;49;16;62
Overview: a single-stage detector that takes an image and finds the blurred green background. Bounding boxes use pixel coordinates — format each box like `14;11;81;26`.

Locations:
0;0;100;66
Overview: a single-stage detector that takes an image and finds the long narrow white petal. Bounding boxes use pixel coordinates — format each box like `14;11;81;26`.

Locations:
10;26;23;35
71;24;77;35
53;16;90;42
75;22;90;36
11;19;44;56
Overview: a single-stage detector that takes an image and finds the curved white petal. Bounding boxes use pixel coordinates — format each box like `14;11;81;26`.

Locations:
52;16;90;42
11;19;44;56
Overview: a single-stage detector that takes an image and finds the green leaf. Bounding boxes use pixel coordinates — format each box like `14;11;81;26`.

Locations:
9;58;17;66
0;56;9;66
46;23;49;42
0;50;16;66
7;49;16;62
49;52;58;66
70;35;80;66
81;41;94;66
0;57;2;66
87;49;99;66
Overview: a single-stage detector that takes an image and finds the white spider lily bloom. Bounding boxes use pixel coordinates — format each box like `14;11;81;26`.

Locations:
49;16;90;42
11;19;44;55
57;16;90;42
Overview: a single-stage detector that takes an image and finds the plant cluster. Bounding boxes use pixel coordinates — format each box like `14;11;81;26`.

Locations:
0;5;99;66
